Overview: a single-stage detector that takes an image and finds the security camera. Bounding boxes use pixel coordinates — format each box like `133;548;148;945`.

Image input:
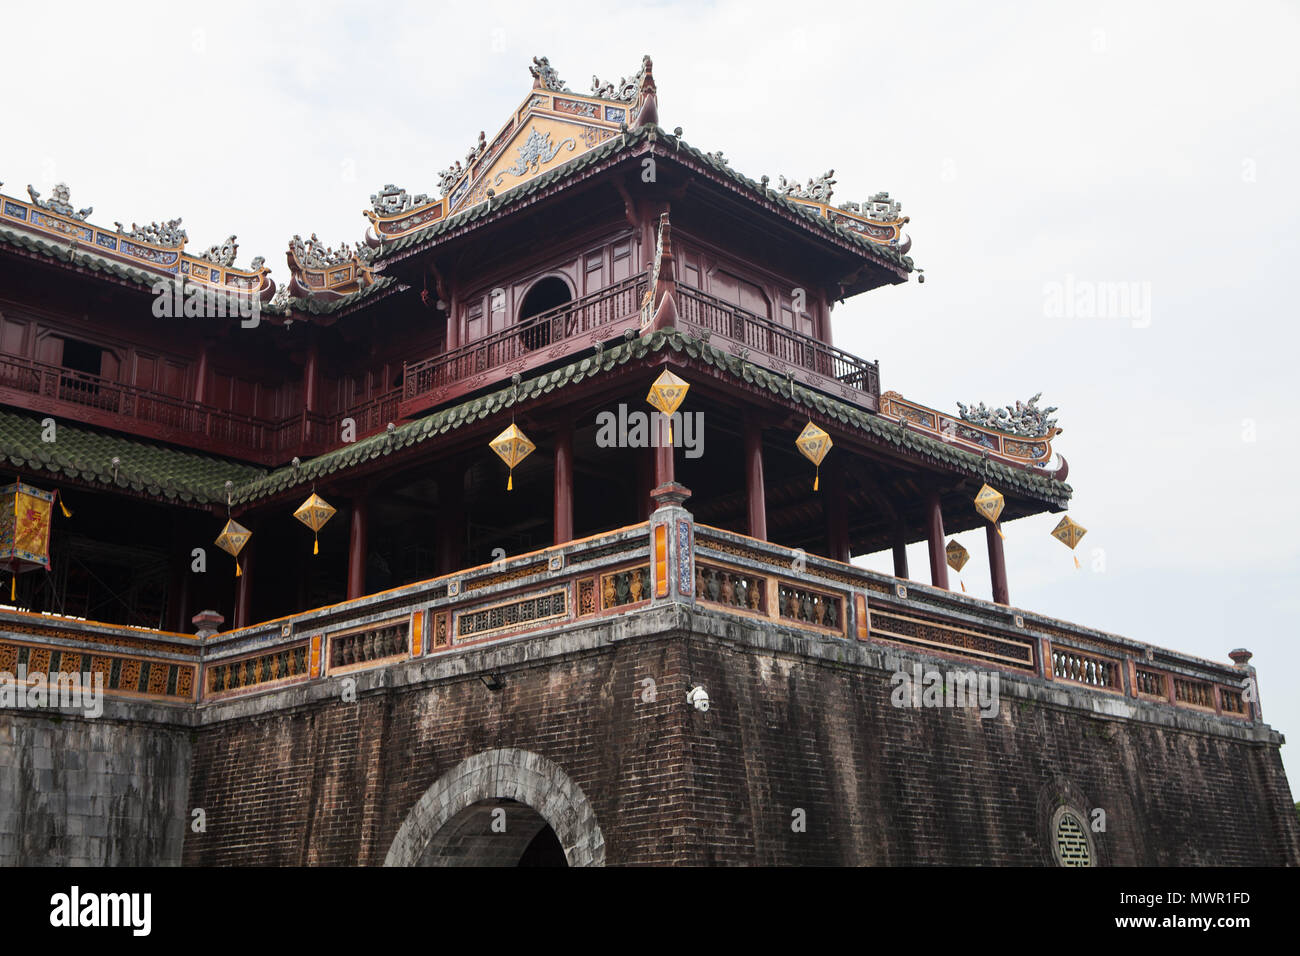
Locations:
686;685;710;713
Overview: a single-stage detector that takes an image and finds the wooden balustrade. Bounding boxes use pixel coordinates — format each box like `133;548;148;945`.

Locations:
402;275;647;414
675;285;881;401
0;352;402;465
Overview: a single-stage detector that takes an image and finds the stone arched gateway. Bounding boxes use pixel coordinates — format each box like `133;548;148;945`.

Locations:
384;748;606;867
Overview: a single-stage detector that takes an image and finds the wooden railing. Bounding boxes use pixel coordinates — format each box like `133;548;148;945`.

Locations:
0;352;401;466
675;285;881;401
401;274;647;413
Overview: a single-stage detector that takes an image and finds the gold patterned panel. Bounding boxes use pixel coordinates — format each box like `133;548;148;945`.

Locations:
147;664;168;695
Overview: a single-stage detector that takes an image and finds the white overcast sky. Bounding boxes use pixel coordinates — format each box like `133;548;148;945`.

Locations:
5;1;1299;787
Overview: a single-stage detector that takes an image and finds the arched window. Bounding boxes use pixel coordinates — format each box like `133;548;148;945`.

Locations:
517;277;572;351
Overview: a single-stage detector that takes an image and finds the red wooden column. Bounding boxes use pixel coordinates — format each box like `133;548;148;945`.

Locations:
554;421;574;545
653;416;675;489
347;495;368;599
925;489;949;590
987;521;1010;605
744;415;767;540
892;523;910;579
233;538;253;629
824;463;850;562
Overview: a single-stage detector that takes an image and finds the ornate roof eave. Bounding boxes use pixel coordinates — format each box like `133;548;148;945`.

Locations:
0;186;274;303
282;232;377;303
363;63;656;249
226;329;1068;510
263;275;406;323
878;391;1064;471
652;138;913;280
371;128;915;288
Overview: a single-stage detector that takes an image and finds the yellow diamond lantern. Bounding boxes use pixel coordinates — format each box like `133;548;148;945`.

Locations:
945;539;970;573
1052;515;1087;568
974;483;1005;537
796;422;833;491
1051;515;1087;551
647;370;689;443
294;493;336;555
215;519;252;577
490;423;536;491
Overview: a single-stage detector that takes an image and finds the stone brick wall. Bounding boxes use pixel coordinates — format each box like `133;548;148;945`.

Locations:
180;606;1300;866
184;616;693;865
678;623;1300;865
0;706;191;866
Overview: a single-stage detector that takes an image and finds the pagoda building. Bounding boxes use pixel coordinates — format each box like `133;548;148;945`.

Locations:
1;55;1293;869
0;54;1067;629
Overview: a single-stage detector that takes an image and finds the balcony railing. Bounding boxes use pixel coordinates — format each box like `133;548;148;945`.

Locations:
401;274;647;415
0;352;400;466
675;285;881;404
0;516;1257;727
0;271;885;467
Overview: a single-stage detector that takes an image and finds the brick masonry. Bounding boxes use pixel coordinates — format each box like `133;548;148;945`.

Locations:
3;602;1295;866
175;605;1300;866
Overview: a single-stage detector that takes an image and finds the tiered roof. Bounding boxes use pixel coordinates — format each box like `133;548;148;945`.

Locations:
0;55;1073;519
2;55;915;317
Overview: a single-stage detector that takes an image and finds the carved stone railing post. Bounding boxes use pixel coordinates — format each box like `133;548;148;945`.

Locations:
649;482;694;606
1229;648;1261;721
192;610;224;640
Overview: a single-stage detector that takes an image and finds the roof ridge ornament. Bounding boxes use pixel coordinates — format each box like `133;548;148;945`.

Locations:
370;184;431;216
838;190;904;222
956;393;1060;437
199;235;239;267
114;217;188;248
777;170;836;204
27;182;92;221
590;55;652;102
529;55;569;92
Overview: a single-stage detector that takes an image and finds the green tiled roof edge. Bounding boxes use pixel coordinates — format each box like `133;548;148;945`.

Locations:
0;407;264;505
231;328;1069;506
0;224;162;289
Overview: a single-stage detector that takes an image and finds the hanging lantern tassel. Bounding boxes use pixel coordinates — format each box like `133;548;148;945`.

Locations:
646;370;690;447
490;424;535;492
215;519;251;578
974;483;1006;538
795;422;833;493
1051;515;1088;571
294;493;336;558
55;489;71;518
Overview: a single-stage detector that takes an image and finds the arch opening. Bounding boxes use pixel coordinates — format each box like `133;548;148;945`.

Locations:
517;276;571;351
384;747;605;867
419;798;568;867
